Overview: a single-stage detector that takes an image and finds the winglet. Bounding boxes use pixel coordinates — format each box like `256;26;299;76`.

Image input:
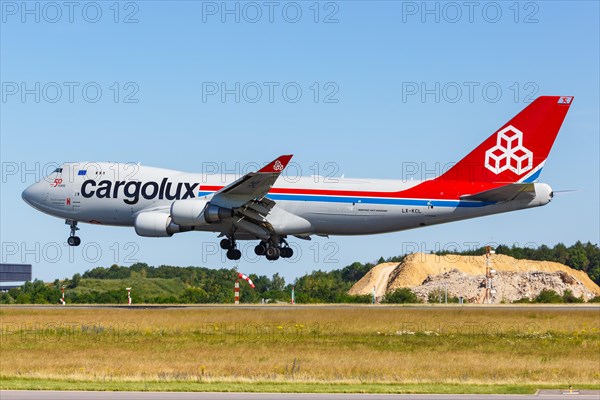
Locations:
258;155;293;173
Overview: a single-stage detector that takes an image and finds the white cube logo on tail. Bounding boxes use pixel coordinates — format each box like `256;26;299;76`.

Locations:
273;160;284;171
484;125;533;175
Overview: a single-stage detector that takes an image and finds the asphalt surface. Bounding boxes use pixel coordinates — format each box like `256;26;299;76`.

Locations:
2;391;600;400
6;304;600;310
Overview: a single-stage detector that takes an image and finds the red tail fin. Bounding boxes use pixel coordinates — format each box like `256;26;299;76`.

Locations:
440;96;573;184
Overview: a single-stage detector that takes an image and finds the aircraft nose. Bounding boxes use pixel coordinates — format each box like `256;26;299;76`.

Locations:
22;183;45;208
22;185;34;204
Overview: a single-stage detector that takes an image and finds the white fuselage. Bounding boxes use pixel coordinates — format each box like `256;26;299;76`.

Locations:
22;162;553;239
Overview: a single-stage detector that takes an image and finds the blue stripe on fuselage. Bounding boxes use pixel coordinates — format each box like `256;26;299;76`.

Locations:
197;191;494;208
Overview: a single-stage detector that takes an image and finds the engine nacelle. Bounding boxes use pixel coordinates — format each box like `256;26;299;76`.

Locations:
134;212;193;237
170;199;232;226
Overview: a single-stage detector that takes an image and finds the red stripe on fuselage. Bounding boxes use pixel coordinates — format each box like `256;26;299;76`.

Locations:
199;180;504;200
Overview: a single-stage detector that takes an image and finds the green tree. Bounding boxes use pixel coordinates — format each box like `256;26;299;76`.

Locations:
534;289;564;303
271;273;285;291
512;297;531;304
180;287;209;303
567;243;589;270
562;289;584;303
340;262;371;283
383;288;420;304
33;292;49;304
553;243;569;265
338;294;372;303
69;273;81;288
15;292;32;304
0;292;15;304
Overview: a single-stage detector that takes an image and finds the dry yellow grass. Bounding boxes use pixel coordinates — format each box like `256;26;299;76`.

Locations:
1;306;599;386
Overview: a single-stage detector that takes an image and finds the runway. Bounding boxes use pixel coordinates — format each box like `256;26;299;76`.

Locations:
7;304;600;310
2;390;600;400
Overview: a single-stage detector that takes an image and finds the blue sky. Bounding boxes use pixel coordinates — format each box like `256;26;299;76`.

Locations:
1;1;599;284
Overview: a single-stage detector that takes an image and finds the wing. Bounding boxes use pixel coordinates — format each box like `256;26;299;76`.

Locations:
139;155;304;241
207;155;295;240
460;183;536;202
209;155;293;209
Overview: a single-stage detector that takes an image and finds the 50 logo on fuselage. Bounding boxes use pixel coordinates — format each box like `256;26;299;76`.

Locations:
51;178;64;187
81;178;200;205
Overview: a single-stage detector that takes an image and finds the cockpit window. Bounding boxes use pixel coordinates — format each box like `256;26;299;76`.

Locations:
53;168;63;173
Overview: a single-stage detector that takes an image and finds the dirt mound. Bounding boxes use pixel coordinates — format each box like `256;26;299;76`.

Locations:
349;253;600;303
411;268;597;303
348;262;397;299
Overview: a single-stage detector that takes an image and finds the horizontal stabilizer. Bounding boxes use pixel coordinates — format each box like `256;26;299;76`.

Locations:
460;183;535;202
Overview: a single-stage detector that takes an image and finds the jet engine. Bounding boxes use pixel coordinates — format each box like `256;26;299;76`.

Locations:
134;212;193;237
170;199;233;226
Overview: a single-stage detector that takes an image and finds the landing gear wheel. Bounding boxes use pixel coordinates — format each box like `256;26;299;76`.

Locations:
280;247;293;258
254;242;267;256
265;247;280;261
66;220;80;246
220;238;234;250
227;248;242;261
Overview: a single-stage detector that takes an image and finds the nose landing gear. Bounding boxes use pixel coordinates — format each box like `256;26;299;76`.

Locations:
66;219;81;246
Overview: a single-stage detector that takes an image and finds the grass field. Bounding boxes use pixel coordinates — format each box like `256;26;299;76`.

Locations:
1;305;599;393
72;277;186;297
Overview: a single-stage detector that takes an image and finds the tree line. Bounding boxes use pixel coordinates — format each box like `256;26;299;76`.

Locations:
0;261;377;305
1;242;598;304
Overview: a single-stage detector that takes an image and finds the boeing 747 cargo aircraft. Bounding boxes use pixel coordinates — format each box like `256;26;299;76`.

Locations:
22;96;573;260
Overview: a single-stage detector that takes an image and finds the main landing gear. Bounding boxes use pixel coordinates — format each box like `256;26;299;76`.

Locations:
221;237;242;261
254;239;293;261
221;235;294;261
66;219;81;246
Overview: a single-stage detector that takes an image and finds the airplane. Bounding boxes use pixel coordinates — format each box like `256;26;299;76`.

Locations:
22;96;573;261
